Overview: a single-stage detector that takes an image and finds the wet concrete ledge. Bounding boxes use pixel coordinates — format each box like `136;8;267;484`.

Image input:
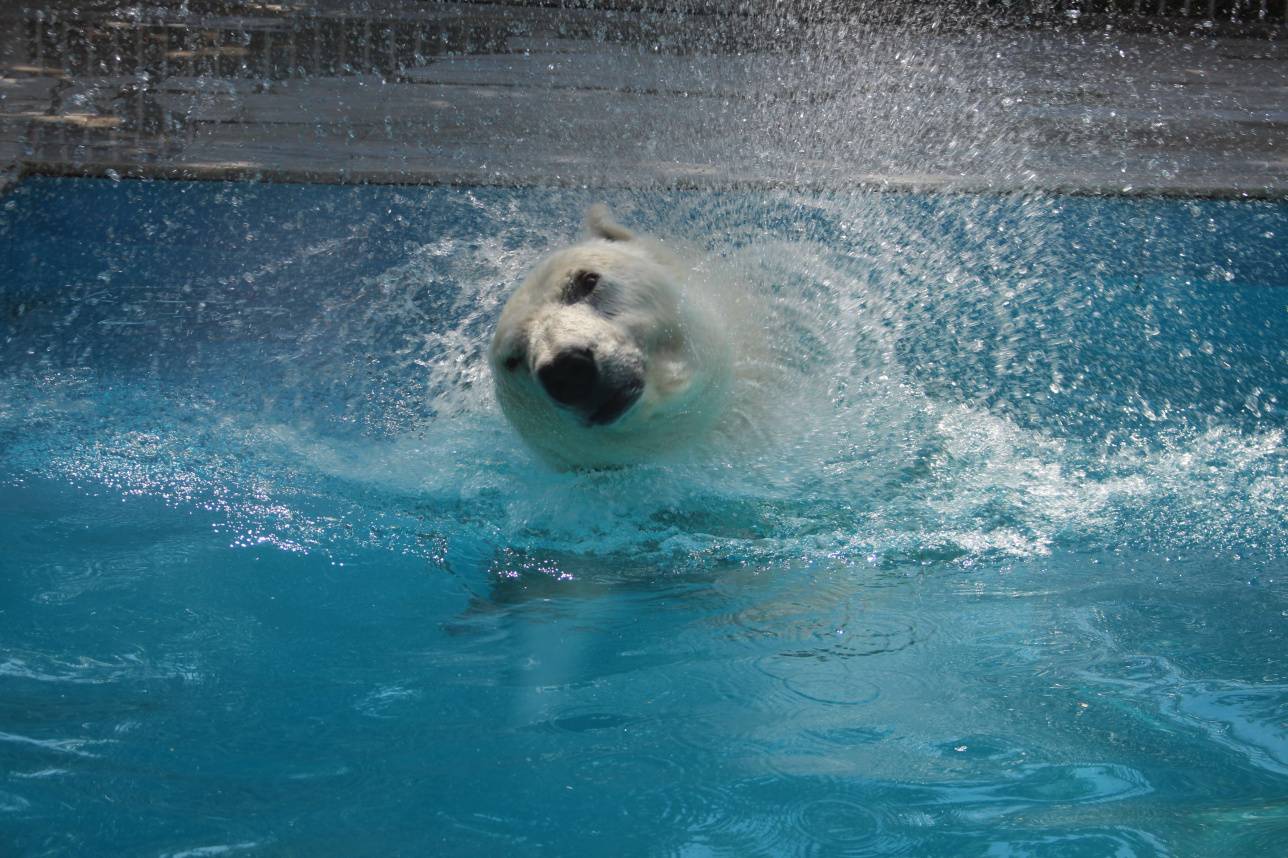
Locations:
12;159;1287;201
2;3;1286;198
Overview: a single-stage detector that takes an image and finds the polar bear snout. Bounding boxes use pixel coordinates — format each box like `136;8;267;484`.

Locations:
536;346;644;426
537;347;597;406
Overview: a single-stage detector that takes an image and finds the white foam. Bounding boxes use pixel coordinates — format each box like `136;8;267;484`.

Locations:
2;193;1283;572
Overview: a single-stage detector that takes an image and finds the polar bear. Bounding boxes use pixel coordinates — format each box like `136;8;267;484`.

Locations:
489;205;734;470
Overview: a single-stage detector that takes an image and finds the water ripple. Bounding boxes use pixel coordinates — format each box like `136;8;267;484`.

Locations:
919;763;1154;813
755;653;883;706
792;798;892;855
161;842;264;858
0;730;111;759
1080;656;1288;777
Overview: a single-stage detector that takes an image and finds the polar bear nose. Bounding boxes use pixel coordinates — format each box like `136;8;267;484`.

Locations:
537;347;598;407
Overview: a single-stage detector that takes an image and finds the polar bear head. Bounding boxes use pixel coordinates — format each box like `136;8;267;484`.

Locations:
489;205;732;470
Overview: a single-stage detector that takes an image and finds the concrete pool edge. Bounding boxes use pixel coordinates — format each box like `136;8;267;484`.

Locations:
8;160;1288;202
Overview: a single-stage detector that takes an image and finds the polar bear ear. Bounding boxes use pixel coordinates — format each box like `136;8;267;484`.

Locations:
584;204;635;242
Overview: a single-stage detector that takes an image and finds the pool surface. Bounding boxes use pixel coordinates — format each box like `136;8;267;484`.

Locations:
1;178;1286;855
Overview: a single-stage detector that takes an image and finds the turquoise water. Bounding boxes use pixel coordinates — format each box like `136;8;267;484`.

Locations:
1;177;1286;855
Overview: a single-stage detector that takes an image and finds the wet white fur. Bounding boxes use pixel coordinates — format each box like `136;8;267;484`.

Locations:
489;205;734;470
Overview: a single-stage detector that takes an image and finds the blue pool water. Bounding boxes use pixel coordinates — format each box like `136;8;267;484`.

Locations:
1;177;1286;855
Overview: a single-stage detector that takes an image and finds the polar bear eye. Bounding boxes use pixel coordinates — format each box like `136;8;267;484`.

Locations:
564;270;600;304
503;354;523;371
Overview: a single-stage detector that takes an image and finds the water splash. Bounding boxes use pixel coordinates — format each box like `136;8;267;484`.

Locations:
2;180;1283;581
